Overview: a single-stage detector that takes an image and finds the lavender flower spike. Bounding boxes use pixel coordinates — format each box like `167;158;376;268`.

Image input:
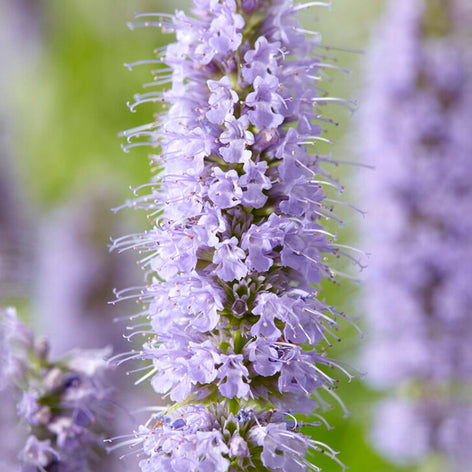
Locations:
113;0;357;470
360;0;472;468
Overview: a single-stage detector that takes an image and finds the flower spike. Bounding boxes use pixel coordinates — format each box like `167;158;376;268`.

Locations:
114;1;357;470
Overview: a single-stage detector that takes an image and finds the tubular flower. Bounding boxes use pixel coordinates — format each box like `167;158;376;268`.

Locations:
0;308;114;472
360;0;472;468
112;0;357;470
110;404;344;472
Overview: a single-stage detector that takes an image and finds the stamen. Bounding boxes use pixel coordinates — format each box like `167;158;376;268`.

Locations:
292;1;332;13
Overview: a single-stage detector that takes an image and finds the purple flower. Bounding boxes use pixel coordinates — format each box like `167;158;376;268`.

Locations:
118;0;356;469
250;422;309;472
240;213;284;272
147;337;220;402
251;294;282;340
196;204;227;247
0;307;34;391
241;36;280;84
252;292;325;345
228;433;249;458
219;115;254;164
240;160;272;208
145;275;224;333
281;227;330;284
206;76;239;124
213;237;248;281
360;0;472;467
208;167;242;209
193;2;244;64
245;337;282;377
114;405;340;472
19;436;59;471
131;406;230;472
148;225;202;278
245;74;285;129
16;391;40;424
217;353;250;399
1;309;114;472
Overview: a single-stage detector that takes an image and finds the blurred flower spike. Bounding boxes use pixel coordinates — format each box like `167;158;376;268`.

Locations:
0;307;114;472
360;0;472;468
111;0;359;470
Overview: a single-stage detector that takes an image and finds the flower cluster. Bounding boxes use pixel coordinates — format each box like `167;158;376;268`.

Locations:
115;404;343;472
1;307;113;472
360;0;472;467
114;0;355;470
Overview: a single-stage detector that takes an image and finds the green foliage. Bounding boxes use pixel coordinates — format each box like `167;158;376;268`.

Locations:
14;0;169;207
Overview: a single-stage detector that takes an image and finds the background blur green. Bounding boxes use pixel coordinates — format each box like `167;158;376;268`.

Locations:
1;0;428;471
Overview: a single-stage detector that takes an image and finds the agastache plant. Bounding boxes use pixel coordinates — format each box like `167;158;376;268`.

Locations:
111;0;357;470
360;0;472;468
0;307;114;472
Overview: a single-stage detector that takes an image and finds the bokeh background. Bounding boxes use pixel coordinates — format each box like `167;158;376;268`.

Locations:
0;0;458;471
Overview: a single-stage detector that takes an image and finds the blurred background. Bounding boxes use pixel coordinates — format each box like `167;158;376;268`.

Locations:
1;0;468;471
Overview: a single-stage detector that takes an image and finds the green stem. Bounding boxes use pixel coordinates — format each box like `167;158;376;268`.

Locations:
228;397;241;416
233;328;244;354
